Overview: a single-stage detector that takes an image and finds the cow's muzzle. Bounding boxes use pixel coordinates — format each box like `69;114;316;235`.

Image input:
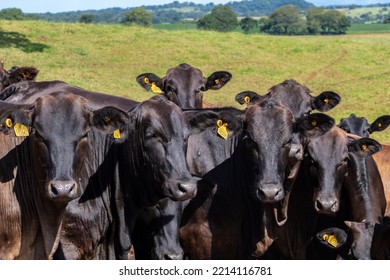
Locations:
315;196;339;214
48;180;79;202
168;178;198;201
256;183;284;203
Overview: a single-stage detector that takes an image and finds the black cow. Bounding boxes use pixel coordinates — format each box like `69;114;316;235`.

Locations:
0;92;127;259
0;80;138;259
136;63;232;109
338;113;390;217
0;60;39;92
133;63;232;259
133;78;340;259
1;81;218;259
179;99;335;259
264;126;385;259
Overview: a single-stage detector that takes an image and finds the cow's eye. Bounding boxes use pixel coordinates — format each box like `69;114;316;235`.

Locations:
166;85;175;93
196;86;205;93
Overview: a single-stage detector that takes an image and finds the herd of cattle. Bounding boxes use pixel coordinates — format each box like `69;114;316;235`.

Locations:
0;61;389;260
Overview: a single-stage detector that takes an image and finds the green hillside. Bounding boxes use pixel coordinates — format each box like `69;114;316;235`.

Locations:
1;20;389;144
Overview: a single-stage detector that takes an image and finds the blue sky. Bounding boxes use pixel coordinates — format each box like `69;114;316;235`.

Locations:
0;0;389;13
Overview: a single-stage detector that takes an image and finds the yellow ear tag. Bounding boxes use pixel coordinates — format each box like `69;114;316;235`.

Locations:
322;234;338;248
144;77;150;84
311;120;317;127
151;82;163;93
362;144;367;151
327;235;338;248
244;96;251;104
14;122;29;137
322;234;329;241
215;79;220;85
216;119;228;140
113;129;121;139
324;98;329;104
5;118;13;128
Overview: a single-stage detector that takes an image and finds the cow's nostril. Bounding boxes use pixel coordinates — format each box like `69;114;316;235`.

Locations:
316;199;323;211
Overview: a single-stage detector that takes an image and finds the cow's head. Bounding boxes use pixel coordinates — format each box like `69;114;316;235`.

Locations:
233;98;335;204
0;60;39;92
339;113;390;137
237;80;340;118
124;95;227;205
136;63;232;109
0;92;128;204
305;126;381;214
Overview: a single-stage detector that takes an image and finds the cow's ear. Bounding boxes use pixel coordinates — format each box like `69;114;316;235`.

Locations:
235;91;263;106
91;106;129;139
294;113;335;138
348;138;381;157
312;91;341;112
9;67;39;82
136;73;164;93
0;105;34;137
315;227;348;250
205;71;232;90
370;115;390;133
184;109;243;138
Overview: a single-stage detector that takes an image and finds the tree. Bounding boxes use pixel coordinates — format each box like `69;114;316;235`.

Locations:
79;14;95;24
240;17;258;34
384;14;390;24
197;5;238;32
122;8;152;27
0;8;25;20
152;10;183;24
320;10;350;34
260;5;307;35
306;8;325;34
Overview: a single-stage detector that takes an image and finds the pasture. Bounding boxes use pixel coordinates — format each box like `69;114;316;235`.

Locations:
1;19;389;143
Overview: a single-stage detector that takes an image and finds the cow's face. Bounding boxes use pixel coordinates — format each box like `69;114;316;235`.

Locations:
306;127;349;214
243;101;334;204
267;80;340;118
136;63;232;109
339;114;371;137
243;101;295;203
306;127;381;215
0;92;128;204
127;96;198;203
339;114;390;137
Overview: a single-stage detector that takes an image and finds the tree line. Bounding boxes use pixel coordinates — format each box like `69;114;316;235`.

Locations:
1;4;390;35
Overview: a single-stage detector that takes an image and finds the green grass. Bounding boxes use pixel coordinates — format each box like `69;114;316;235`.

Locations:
347;23;390;34
1;20;389;144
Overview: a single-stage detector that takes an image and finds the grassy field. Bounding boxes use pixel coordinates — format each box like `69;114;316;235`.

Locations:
1;20;389;144
347;23;390;34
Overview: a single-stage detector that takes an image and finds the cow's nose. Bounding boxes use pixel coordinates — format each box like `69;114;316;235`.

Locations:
257;183;284;203
176;181;197;201
49;180;77;202
162;252;184;260
315;197;339;214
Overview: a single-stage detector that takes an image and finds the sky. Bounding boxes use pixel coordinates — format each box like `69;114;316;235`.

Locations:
0;0;389;14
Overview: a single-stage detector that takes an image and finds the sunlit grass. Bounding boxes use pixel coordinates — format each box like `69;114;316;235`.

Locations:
1;20;389;143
